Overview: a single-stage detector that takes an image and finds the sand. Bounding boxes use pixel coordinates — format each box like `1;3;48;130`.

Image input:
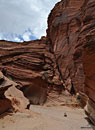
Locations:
0;105;94;130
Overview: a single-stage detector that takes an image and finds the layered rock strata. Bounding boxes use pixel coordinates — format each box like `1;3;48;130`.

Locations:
0;39;63;105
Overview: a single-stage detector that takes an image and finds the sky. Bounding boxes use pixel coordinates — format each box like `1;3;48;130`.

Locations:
0;0;60;42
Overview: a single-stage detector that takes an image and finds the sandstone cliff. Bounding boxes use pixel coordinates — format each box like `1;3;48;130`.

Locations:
47;0;86;93
47;0;95;124
83;28;95;124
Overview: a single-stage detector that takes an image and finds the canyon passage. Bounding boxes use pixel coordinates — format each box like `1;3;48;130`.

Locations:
0;0;95;129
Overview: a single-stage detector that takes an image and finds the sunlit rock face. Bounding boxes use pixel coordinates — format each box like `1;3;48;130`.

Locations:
47;0;95;124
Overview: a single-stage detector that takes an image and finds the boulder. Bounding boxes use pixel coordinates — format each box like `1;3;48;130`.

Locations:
5;86;29;111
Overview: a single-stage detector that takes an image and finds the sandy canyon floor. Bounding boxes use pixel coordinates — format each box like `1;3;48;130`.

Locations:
0;106;93;130
0;94;94;130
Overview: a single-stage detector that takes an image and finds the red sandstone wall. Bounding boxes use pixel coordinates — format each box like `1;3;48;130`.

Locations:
47;0;95;123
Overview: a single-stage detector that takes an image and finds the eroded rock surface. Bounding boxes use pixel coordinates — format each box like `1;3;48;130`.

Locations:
0;71;15;115
47;0;86;93
5;86;29;111
0;71;30;115
82;28;95;124
0;39;54;84
47;0;95;124
0;38;63;106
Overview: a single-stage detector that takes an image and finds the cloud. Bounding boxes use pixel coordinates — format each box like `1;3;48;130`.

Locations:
22;29;36;41
0;0;60;41
0;29;36;42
